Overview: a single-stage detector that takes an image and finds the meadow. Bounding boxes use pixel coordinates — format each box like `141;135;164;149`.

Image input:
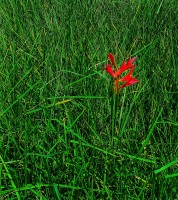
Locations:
0;0;177;199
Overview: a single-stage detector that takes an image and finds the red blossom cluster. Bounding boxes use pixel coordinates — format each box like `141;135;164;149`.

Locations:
105;53;139;93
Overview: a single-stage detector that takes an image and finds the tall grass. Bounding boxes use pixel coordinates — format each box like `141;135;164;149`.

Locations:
0;0;177;199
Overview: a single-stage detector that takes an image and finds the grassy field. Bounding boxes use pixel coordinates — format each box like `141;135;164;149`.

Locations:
0;0;177;199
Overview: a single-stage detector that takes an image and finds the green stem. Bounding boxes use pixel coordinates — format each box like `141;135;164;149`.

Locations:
111;90;118;143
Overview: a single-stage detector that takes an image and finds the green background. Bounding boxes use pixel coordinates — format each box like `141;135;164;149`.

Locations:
0;0;177;199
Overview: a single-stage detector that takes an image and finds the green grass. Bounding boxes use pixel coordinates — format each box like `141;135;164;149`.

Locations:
0;0;177;199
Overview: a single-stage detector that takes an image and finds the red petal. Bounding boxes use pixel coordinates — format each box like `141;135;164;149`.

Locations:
128;77;139;85
119;77;139;89
129;57;137;64
117;57;137;74
119;66;134;82
105;63;116;78
108;53;116;67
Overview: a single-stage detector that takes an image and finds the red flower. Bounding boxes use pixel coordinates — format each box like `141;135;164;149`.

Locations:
105;53;139;93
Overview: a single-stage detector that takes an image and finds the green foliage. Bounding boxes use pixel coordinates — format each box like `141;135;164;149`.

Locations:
0;0;177;199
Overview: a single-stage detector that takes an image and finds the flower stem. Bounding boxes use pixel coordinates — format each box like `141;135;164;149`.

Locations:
111;89;118;143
